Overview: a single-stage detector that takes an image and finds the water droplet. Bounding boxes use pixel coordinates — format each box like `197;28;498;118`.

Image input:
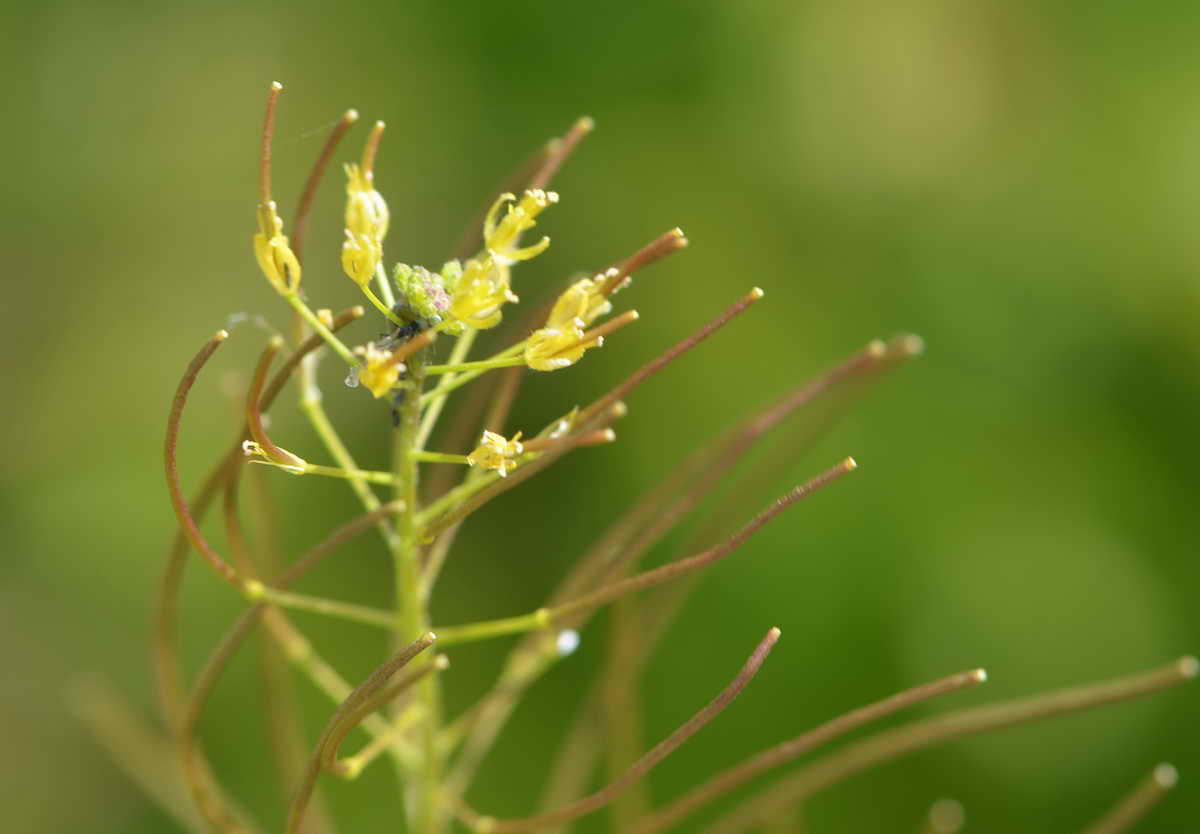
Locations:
556;630;580;657
344;368;360;388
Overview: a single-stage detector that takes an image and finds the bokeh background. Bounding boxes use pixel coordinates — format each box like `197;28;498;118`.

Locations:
3;1;1198;832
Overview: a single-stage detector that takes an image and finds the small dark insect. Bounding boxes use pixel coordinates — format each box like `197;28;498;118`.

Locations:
380;299;436;426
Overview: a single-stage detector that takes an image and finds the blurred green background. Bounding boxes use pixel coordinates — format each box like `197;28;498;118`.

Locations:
2;0;1198;832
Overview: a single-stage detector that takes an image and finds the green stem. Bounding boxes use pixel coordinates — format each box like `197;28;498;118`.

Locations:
251;460;399;485
415;329;477;448
435;609;550;646
244;581;398;629
392;350;445;833
425;357;525;375
261;610;420;771
337;703;427;781
413;452;472;465
285;294;361;367
374;263;396;309
418;341;527;408
300;394;381;513
362;284;408;328
415;470;503;530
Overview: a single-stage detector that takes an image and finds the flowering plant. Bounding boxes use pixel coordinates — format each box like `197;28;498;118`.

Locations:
154;82;1194;834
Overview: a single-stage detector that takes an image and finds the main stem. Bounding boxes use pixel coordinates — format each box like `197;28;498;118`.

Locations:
393;349;443;834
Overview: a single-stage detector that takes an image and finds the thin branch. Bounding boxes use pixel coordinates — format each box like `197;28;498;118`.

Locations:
164;329;241;587
244;583;398;629
184;500;407;745
415;328;478;454
217;457;338;834
156;307;362;726
1080;764;1178;834
521;428;614;454
251;459;399;484
575;309;640;347
599;227;689;297
536;690;605;834
66;674;207;834
528;116;594;190
393;327;439;364
423;289;764;541
482;226;691;448
268;307;366;404
259;81;283;205
700;657;1199;834
431;458;854;646
604;599;651;829
243;464;324;829
246;336;305;470
439;456;855;807
337;702;427;780
285;634;436;834
442;335;901;798
258;608;418;769
300;390;384;513
361;120;385;175
157;452;236;723
292;109;358;263
558;336;898;610
418;402;627;539
179;496;406;834
324;656;450;777
455;629;781;833
547;458;856;625
579;287;763;427
453;117;593;258
155;308;375;831
633;668;987;834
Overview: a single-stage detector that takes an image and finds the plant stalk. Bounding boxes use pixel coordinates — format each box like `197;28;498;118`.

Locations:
392;348;444;833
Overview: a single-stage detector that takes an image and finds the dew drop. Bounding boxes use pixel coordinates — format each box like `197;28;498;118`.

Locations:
556;630;580;657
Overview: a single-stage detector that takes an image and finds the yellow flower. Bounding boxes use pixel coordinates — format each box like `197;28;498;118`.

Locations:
524;325;592;371
467;431;524;477
524;278;616;371
341;229;382;288
449;259;518;330
547;277;611;328
241;440;306;475
525;307;639;372
344;162;389;243
484;189;558;264
253;201;302;295
357;343;402;398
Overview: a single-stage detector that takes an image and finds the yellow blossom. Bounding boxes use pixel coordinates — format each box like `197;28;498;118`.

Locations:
241;439;307;475
253;201;301;295
547;277;611;328
357;343;402;398
467;431;524;477
524;278;614;371
525;307;638;372
484;189;558;264
525;325;593;371
449;259;518;330
341;229;382;288
344;162;389;243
